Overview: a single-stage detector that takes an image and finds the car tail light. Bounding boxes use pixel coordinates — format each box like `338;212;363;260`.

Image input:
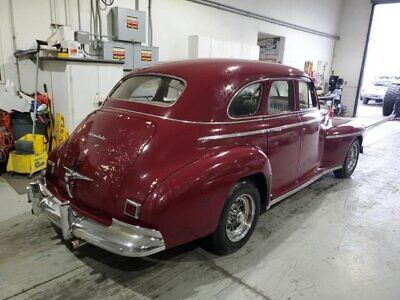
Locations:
124;199;141;219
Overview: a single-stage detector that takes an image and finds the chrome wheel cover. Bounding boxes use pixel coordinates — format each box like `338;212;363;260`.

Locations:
225;193;255;242
346;142;359;172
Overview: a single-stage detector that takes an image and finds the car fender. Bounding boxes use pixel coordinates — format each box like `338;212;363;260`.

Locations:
322;118;365;167
141;145;272;248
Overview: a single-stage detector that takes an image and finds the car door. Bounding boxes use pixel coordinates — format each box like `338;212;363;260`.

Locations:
266;79;302;198
297;78;322;181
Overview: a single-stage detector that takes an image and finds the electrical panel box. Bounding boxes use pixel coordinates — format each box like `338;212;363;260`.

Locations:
102;41;134;70
74;31;90;45
133;45;159;69
108;7;146;43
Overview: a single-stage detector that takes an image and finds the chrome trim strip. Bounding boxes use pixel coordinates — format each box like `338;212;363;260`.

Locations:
104;107;266;125
325;132;363;139
198;128;268;141
106;107;312;125
269;166;342;207
198;119;321;141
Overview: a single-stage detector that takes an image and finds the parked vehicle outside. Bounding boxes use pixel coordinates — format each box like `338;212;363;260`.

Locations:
361;80;392;104
28;59;365;257
382;82;400;116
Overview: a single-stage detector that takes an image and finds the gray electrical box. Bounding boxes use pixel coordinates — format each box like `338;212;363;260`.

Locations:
102;41;134;70
133;45;159;69
108;7;146;43
74;31;90;44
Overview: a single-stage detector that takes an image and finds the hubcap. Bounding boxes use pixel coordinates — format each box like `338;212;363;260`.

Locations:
226;194;255;242
346;143;359;172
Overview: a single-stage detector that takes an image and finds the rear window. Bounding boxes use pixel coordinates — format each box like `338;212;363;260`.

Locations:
110;75;185;106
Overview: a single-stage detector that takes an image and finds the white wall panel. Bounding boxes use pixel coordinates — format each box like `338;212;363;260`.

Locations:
332;0;372;115
0;0;343;92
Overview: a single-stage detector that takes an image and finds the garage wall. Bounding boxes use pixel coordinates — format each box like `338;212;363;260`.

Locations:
331;0;372;116
0;0;342;94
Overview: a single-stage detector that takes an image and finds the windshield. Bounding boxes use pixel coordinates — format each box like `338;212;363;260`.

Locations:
110;75;185;106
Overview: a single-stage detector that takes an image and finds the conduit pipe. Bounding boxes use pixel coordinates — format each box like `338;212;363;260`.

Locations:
8;0;21;90
186;0;340;40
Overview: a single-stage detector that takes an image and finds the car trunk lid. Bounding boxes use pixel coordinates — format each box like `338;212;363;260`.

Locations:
57;108;155;218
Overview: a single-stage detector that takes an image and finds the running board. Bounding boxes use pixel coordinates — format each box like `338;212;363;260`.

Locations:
269;166;342;207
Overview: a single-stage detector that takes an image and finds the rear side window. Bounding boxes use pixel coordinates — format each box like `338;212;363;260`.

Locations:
268;81;293;114
228;83;263;118
299;81;317;110
110;75;185;106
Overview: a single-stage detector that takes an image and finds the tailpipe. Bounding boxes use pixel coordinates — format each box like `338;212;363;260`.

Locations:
70;238;87;250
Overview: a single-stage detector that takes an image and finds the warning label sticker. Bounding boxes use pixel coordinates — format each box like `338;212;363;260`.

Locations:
112;47;125;60
127;16;138;29
141;50;152;62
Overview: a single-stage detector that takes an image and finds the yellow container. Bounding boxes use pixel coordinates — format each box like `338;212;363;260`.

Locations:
18;134;47;154
7;151;48;176
6;134;48;176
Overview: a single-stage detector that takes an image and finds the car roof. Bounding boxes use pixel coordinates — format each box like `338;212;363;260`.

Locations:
120;59;308;122
134;58;307;79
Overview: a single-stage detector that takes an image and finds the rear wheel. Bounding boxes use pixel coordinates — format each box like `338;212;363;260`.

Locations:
383;84;400;116
362;97;369;104
334;139;360;178
204;180;260;255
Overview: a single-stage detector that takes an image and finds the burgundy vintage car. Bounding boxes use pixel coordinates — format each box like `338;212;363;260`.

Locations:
28;59;365;257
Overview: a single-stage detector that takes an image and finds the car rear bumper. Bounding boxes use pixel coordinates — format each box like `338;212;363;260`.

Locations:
28;179;165;257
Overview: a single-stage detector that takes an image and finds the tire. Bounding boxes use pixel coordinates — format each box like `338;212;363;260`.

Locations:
204;180;260;255
362;97;369;104
334;139;360;178
383;84;400;116
395;101;400;117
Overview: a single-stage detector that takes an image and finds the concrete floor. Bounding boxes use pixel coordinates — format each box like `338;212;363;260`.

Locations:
356;102;391;128
1;121;400;300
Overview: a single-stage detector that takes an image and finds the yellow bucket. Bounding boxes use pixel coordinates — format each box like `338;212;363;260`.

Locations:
18;134;47;154
6;134;48;176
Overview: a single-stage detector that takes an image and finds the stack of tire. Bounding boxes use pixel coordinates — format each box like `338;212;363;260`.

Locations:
383;83;400;117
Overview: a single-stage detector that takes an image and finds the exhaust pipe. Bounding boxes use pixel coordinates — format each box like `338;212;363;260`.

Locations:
70;238;87;250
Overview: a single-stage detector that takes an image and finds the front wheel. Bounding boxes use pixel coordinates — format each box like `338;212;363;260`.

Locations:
204;180;260;255
334;139;360;178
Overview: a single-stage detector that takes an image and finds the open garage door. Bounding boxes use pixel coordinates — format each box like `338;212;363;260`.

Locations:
355;0;400;122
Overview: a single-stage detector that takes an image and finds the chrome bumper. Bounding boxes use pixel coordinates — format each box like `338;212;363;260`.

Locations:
27;179;165;257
